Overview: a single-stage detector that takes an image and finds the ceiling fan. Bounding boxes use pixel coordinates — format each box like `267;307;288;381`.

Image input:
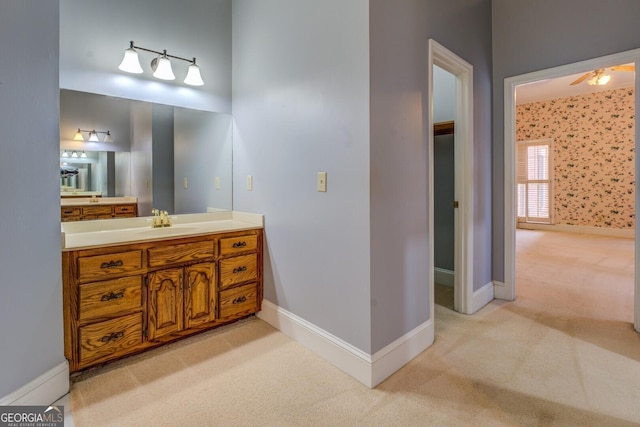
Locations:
570;64;635;86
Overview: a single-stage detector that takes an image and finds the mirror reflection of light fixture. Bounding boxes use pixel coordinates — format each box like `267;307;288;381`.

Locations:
80;151;87;158
73;128;112;142
62;150;69;158
71;151;78;158
118;41;204;86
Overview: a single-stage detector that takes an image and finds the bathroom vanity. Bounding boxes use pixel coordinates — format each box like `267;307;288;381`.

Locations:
61;197;138;222
61;212;263;373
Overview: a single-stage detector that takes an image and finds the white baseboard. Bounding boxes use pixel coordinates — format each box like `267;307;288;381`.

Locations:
492;280;512;301
469;281;495;314
434;268;454;287
0;361;69;406
517;222;634;238
257;300;434;388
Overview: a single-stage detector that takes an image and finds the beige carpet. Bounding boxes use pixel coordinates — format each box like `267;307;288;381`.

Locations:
70;230;640;426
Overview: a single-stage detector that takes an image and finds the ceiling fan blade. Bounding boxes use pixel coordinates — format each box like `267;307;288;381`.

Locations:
611;64;635;72
570;72;593;85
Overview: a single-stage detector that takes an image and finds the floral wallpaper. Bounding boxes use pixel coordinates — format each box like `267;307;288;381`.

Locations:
516;88;635;229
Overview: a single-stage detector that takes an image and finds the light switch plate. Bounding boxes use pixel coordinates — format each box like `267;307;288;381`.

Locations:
247;175;253;191
215;176;221;190
317;172;327;192
183;177;188;189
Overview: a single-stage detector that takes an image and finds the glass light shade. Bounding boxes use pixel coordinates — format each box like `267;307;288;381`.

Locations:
103;131;113;143
88;131;99;142
598;74;611;85
61;150;69;158
80;151;87;158
118;48;144;74
151;56;175;80
184;63;204;86
73;129;84;141
71;151;78;158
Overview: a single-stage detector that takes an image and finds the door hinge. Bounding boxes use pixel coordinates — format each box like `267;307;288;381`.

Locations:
454;201;459;208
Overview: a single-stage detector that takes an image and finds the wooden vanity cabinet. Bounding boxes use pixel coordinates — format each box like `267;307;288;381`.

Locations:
63;228;262;373
61;202;138;221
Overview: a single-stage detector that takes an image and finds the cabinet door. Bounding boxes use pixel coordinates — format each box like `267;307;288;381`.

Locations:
148;268;183;340
184;263;216;328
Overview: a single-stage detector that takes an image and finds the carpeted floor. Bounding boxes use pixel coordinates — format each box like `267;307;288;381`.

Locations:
67;230;640;426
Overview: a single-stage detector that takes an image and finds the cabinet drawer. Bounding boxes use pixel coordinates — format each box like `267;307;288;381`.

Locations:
79;276;143;321
78;250;142;281
219;254;258;289
219;283;258;319
61;207;82;217
114;204;136;216
82;206;113;216
219;235;258;256
79;312;142;365
148;240;214;268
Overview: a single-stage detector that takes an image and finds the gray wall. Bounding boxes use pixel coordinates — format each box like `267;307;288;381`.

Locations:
369;0;493;351
152;104;175;213
174;109;232;213
0;1;64;398
492;0;640;282
60;0;232;113
434;134;455;271
130;102;153;217
232;0;373;352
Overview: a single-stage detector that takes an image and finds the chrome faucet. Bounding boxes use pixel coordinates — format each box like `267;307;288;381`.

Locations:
151;208;172;228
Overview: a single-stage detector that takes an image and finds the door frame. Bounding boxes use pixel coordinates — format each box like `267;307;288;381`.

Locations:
502;48;640;332
428;39;475;314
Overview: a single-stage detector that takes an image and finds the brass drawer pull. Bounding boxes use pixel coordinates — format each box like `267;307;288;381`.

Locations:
232;296;247;304
233;266;247;274
100;260;124;269
232;241;247;248
100;291;125;302
100;331;125;342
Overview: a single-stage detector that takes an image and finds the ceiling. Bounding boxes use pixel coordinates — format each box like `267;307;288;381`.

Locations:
515;64;635;105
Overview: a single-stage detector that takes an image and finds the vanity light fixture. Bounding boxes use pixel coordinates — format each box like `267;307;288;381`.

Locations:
80;151;87;158
62;150;69;158
71;151;78;158
73;128;113;143
118;41;204;86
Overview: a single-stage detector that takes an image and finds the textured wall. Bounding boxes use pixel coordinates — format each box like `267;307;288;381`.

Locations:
516;88;635;228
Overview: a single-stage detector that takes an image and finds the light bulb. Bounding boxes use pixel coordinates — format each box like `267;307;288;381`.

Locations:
118;42;143;74
88;131;99;142
184;60;204;86
151;53;175;80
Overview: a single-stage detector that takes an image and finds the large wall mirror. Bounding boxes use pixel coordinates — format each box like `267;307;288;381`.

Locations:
60;89;232;216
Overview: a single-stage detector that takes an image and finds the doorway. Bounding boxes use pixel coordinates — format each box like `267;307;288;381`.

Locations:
503;49;640;332
428;39;475;315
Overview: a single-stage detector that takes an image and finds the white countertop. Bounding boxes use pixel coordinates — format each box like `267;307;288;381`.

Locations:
61;196;138;207
61;211;263;251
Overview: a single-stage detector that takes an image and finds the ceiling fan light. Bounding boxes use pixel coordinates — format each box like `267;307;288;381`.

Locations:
151;54;175;80
598;74;611;85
